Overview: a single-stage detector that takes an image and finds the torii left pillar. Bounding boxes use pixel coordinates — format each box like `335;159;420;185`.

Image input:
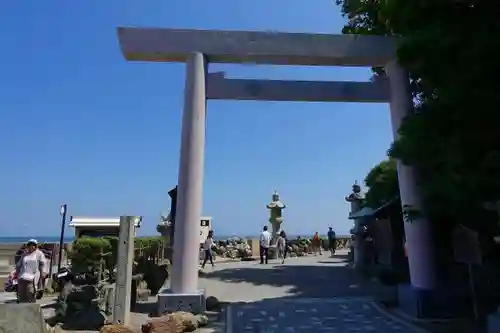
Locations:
157;52;207;314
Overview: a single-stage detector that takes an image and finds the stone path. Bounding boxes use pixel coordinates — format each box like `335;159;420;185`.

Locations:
228;298;409;332
200;250;427;332
1;251;427;332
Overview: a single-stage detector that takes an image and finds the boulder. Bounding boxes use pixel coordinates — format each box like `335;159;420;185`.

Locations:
100;324;137;333
66;284;97;309
137;288;151;301
62;303;106;330
205;296;220;311
49;283;106;330
45;323;64;333
193;314;209;327
141;311;208;333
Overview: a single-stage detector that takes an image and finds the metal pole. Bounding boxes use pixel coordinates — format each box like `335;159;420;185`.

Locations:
57;204;67;273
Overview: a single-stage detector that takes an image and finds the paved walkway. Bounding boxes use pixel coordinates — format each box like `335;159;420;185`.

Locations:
200;250;426;332
1;251;426;332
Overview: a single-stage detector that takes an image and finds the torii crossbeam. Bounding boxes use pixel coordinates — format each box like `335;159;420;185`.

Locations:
115;27;435;314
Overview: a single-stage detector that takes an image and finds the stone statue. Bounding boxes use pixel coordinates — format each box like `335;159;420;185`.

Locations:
345;181;364;215
266;190;286;239
156;212;172;237
156;186;178;247
345;181;365;267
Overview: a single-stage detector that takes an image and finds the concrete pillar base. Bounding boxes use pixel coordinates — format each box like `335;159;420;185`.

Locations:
397;284;470;318
157;289;206;315
488;313;500;333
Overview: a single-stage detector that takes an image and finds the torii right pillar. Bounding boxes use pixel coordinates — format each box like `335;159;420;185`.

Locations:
386;61;437;317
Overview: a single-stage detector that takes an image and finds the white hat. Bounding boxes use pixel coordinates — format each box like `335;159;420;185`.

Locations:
27;239;38;245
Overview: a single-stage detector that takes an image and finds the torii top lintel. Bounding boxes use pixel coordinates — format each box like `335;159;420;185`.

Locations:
117;27;399;67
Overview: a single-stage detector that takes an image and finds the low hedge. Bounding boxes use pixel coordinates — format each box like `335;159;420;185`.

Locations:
69;236;165;274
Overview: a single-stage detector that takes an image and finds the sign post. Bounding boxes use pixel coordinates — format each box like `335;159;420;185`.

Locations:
199;219;211;243
452;225;482;319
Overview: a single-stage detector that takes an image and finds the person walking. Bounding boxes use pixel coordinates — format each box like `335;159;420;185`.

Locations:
327;227;337;256
260;226;271;264
312;232;322;255
276;230;288;264
15;239;47;303
201;230;215;269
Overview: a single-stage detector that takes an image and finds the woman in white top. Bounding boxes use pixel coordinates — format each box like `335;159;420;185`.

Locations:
201;230;215;269
15;239;46;303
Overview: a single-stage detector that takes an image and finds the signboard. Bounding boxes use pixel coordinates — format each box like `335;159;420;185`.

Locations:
200;219;211;243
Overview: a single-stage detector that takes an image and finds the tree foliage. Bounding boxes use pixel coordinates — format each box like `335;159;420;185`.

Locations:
336;0;500;231
364;159;399;208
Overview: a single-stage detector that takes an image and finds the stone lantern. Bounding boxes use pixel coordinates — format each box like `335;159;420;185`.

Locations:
345;181;365;266
266;190;286;240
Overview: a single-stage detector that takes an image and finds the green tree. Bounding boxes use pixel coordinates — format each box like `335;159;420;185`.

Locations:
364;159;399;208
336;0;500;232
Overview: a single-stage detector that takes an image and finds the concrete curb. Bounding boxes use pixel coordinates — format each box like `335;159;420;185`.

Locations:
373;301;459;324
371;301;432;333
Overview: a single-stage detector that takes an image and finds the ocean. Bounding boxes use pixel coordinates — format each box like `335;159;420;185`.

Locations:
0;236;75;244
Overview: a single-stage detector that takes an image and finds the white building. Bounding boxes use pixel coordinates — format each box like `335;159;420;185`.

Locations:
69;216;142;238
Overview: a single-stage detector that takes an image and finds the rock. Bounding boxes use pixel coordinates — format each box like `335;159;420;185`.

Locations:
100;324;137;333
193;314;209;327
146;265;169;295
66;284;97;306
137;288;151;301
211;237;255;260
205;296;220;311
138;280;148;290
62;303;106;330
142;311;198;333
46;323;64;333
50;282;104;329
97;283;115;315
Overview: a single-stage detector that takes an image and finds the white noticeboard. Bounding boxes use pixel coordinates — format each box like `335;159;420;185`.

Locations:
199;218;211;243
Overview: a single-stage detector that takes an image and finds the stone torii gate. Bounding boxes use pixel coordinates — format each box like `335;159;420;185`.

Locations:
116;27;435;311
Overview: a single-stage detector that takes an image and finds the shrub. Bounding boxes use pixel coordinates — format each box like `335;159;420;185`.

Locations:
69;237;111;273
69;236;166;276
135;236;165;264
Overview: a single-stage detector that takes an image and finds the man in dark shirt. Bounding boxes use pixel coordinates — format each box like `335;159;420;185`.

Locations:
327;227;337;256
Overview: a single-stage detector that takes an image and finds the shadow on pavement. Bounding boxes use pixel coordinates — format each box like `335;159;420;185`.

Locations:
204;258;422;332
326;253;350;261
202;259;375;299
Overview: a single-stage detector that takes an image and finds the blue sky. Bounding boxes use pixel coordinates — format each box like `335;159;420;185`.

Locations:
0;0;393;237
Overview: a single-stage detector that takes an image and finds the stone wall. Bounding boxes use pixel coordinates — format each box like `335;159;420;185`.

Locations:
211;236;351;260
